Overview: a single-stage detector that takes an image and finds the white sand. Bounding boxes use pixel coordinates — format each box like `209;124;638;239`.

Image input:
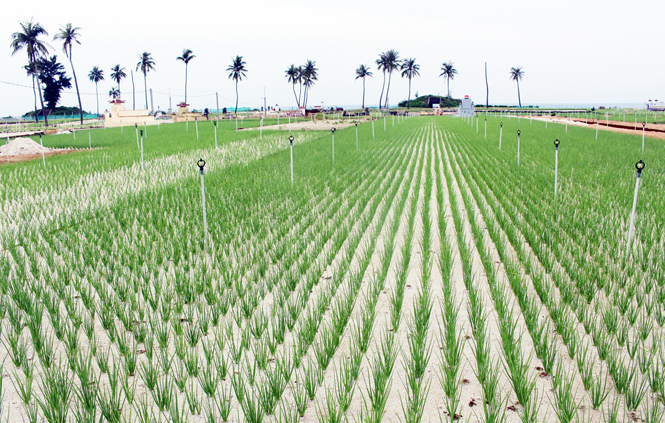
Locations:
0;137;52;155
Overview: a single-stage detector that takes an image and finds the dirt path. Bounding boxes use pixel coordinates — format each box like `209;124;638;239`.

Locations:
0;148;83;164
531;115;665;140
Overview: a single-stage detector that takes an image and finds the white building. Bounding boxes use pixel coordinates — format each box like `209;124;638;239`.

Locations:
458;95;475;117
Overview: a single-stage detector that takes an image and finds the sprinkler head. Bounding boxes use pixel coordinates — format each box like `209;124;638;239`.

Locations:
288;135;294;145
214;121;217;127
554;139;560;148
635;160;645;173
135;123;137;128
643;123;646;127
517;130;521;136
355;123;358;127
500;122;503;127
140;130;143;137
331;127;336;134
197;158;206;172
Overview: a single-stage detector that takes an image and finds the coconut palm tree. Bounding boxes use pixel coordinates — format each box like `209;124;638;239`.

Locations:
301;60;318;109
109;87;120;100
227;55;247;114
375;53;389;110
110;64;126;97
439;61;458;98
383;50;400;109
54;23;84;124
509;66;525;107
400;58;420;109
136;52;156;110
355;65;372;110
88;66;104;116
176;48;195;105
24;63;39;121
285;64;301;108
11;19;50;125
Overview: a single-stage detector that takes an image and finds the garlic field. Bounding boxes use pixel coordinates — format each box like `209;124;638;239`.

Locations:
1;116;664;423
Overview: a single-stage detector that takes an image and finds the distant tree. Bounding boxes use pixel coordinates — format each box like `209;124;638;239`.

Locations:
285;64;301;108
88;66;104;116
509;66;525;107
36;55;72;115
109;87;120;100
110;64;126;97
136;52;156;110
383;50;400;108
301;60;318;109
10;19;50;124
439;61;458;98
227;55;247;113
176;48;195;104
355;64;372;110
54;23;83;124
400;58;420;109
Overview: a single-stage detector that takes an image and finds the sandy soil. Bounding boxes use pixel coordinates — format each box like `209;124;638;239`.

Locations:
241;117;371;132
531;115;665;140
0;149;82;164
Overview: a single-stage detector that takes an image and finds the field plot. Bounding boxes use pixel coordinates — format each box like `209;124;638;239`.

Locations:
1;116;664;423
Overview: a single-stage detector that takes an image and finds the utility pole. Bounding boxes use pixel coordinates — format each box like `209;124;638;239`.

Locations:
150;88;154;115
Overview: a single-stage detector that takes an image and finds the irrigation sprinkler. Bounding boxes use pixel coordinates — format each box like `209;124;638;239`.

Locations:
197;158;209;251
331;127;336;165
642;122;645;151
140;130;144;170
355;122;358;149
565;120;568;133
476;116;479;133
260;116;263;139
517;130;521;166
392;115;394;127
289;135;294;187
187;119;189;132
89;130;91;149
144;122;147;138
372;119;375;140
214;121;218;149
39;134;45;167
384;115;386;131
595;120;599;139
625;160;645;258
196;117;199;140
5;135;8;164
135;123;139;150
73;128;76;140
554;139;560;197
499;122;503;149
484;118;487;139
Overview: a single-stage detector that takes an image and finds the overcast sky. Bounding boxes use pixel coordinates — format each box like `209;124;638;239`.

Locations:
1;0;663;117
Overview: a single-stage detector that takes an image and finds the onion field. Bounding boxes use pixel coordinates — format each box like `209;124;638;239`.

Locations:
1;115;664;423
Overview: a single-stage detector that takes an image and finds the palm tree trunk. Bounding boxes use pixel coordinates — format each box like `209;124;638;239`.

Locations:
292;83;299;108
385;71;393;109
131;71;136;110
298;81;302;109
407;77;411;109
184;64;188;104
362;78;365;109
447;78;450;98
144;72;148;110
235;80;239;113
31;74;38;124
379;72;386;110
95;82;99;116
517;80;521;108
36;68;48;126
69;47;84;125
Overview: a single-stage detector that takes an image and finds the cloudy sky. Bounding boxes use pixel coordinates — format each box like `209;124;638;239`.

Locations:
1;0;662;117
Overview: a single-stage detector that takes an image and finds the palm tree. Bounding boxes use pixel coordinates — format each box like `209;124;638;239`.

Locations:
383;50;400;109
355;65;372;109
11;19;50;125
227;55;247;113
136;52;156;110
54;23;84;124
110;65;126;97
400;58;420;109
301;60;318;110
24;63;39;121
376;52;388;110
109;87;120;100
176;49;195;104
439;61;458;98
88;66;104;116
285;64;300;108
509;66;525;108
